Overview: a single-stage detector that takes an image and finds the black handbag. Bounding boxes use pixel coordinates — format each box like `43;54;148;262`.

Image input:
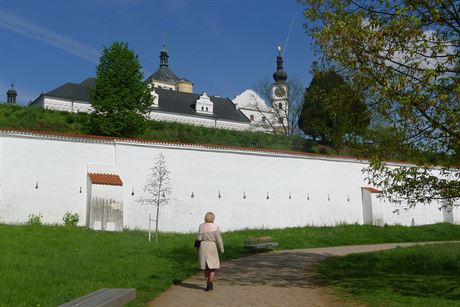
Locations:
194;239;201;248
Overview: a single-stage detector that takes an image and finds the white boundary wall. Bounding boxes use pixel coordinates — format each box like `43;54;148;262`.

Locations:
0;131;457;232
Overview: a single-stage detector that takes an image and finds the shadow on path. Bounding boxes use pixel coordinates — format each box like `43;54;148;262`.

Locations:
150;242;460;306
176;282;205;291
218;252;329;288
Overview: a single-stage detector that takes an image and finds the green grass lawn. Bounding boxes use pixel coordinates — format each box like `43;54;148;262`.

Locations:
1;223;459;306
318;243;460;306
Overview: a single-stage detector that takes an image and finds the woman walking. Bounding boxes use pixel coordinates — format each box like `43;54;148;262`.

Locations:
197;212;224;291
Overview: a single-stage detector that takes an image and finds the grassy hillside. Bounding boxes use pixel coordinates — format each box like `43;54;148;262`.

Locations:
1;223;459;306
0;104;307;152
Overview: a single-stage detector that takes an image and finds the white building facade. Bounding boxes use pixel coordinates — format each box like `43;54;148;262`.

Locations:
0;129;457;233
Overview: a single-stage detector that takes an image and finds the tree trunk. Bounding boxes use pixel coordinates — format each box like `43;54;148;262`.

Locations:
155;204;159;244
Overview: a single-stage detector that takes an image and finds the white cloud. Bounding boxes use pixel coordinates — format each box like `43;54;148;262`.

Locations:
0;9;99;63
159;0;193;15
362;19;455;72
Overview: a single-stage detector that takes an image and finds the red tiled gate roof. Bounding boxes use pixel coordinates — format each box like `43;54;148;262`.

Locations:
362;187;380;193
88;173;123;186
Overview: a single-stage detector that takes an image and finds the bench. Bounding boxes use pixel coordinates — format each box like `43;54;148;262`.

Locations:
244;236;279;252
58;288;136;307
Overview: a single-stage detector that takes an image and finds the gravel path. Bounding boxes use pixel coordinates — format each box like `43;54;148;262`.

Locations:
149;241;459;307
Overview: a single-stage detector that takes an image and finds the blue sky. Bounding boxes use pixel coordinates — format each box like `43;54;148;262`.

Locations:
0;0;315;105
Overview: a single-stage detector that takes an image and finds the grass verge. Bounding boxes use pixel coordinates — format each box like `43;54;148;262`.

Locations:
0;223;459;306
318;243;460;306
0;104;303;152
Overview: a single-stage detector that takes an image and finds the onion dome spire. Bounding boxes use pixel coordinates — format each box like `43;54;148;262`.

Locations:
273;46;288;84
159;44;169;67
7;84;17;104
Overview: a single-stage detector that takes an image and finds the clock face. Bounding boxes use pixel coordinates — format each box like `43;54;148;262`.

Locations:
274;86;286;97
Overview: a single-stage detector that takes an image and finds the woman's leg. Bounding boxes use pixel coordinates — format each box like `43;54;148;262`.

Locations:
209;269;215;282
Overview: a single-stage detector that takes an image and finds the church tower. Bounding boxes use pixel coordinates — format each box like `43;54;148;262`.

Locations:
271;46;288;133
146;45;193;93
7;84;17;104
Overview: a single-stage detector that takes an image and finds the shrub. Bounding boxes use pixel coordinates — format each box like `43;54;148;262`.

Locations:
62;212;79;226
27;213;43;225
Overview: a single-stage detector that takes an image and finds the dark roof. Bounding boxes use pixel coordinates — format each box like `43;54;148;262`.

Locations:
31;77;249;123
7;84;17;96
154;88;250;123
146;66;180;84
44;78;95;103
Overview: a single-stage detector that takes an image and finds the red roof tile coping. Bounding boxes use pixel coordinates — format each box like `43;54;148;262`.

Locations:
362;187;381;193
0;128;411;164
88;173;123;186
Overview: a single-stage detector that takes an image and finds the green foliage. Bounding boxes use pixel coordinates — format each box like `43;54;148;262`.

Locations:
0;104;89;131
27;213;43;225
0;104;303;153
86;41;152;137
141;120;304;151
299;70;370;149
1;223;459;306
62;212;79;227
300;0;460;205
319;243;460;306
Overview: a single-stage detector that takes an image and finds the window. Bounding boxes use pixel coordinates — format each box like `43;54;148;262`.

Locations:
201;106;204;111
278;103;283;110
206;107;209;111
250;115;254;121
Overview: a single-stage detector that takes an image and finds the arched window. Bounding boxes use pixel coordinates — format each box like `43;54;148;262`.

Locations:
278;103;283;110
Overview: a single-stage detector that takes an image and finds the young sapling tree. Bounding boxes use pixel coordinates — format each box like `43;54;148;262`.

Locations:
139;153;172;243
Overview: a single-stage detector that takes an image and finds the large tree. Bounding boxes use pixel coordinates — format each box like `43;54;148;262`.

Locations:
87;41;152;137
298;69;370;149
300;0;460;207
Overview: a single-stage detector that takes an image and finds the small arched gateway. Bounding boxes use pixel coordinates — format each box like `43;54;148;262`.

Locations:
87;173;123;231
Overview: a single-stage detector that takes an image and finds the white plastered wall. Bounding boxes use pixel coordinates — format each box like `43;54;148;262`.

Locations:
148;111;250;131
0;131;456;232
37;96;251;132
43;97;93;113
118;144;367;232
0;134;114;225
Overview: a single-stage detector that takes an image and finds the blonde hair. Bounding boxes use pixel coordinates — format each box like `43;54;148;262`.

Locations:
204;212;215;223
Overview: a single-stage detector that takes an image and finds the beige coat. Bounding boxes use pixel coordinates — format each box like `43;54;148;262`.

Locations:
197;223;224;270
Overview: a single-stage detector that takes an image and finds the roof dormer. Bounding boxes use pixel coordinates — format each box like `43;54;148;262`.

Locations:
195;92;213;114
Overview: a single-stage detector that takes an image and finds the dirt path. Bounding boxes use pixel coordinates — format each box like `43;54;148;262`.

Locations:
149;241;459;307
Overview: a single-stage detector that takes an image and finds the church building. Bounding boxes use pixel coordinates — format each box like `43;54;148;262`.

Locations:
233;46;289;134
29;46;289;133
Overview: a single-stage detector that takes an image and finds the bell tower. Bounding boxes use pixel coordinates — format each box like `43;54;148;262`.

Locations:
271;46;288;133
7;84;17;104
